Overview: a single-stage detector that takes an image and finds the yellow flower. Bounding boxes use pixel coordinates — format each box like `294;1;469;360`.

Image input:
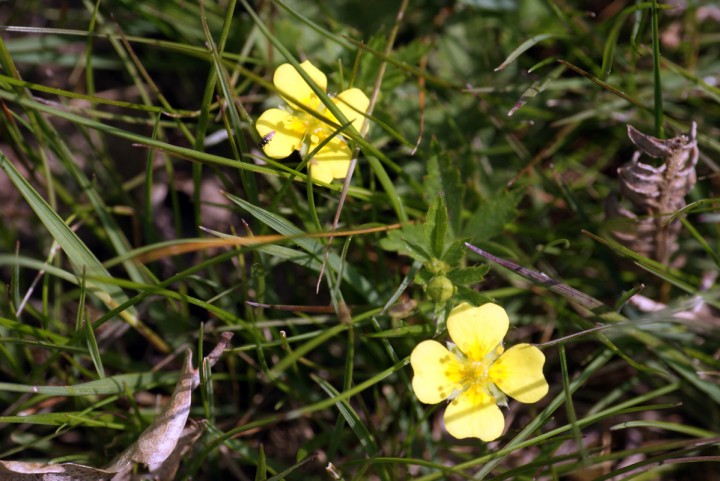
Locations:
410;302;548;441
255;60;370;184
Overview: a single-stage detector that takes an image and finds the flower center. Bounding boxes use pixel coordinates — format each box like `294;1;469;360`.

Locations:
290;107;335;147
459;359;489;389
448;344;504;399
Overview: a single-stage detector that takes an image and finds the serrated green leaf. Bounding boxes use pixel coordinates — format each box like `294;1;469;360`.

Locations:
447;265;490;286
426;140;465;236
455;285;495;306
379;225;430;262
424;197;448;258
464;189;524;242
415;268;434;285
402;237;432;262
441;239;468;267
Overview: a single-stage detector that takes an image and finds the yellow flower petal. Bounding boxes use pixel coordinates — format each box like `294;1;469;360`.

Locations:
447;303;509;361
333;88;370;133
274;60;327;111
307;136;352;183
489;344;548;403
410;340;463;405
255;108;305;158
444;386;504;441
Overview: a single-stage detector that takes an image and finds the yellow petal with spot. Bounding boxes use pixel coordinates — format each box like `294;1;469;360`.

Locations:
333;88;370;133
447;303;508;361
274;60;326;111
307;136;352;183
444;387;504;441
410;340;462;405
255;108;305;159
489;344;548;403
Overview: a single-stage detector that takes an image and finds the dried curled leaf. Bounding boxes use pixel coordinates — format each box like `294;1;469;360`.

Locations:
0;333;232;481
607;123;698;264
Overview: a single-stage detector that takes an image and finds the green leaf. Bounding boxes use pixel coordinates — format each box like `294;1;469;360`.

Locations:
464;188;524;242
455;285;495;306
424;197;448;259
447;265;490;286
425;140;465;236
379;225;430;263
441;239;469;267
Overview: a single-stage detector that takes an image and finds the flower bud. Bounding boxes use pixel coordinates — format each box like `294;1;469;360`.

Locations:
426;275;454;303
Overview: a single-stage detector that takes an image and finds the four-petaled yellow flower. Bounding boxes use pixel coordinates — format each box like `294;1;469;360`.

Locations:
256;60;370;184
410;302;548;441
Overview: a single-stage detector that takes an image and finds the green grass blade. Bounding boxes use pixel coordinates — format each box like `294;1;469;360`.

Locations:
0;151;169;353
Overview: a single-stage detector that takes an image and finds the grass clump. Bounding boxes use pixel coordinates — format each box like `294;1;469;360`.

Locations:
0;1;719;480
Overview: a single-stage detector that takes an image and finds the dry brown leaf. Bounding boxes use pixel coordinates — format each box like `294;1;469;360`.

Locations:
0;333;232;481
607;123;698;264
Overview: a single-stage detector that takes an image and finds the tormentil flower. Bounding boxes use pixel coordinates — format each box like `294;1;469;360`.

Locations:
410;302;548;441
255;60;370;184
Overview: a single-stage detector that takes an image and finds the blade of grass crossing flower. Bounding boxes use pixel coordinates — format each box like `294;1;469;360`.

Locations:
0;152;170;353
239;0;406;222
